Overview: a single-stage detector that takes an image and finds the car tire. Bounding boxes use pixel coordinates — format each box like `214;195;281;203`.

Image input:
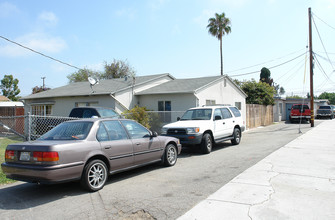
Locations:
231;128;241;145
81;159;108;192
163;144;178;167
200;133;212;154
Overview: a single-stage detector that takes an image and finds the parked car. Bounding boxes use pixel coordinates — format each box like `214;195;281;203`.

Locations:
289;104;311;123
316;105;334;119
161;105;245;154
34;106;121;136
2;118;181;192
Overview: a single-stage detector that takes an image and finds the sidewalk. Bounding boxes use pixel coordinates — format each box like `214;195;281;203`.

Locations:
178;120;335;220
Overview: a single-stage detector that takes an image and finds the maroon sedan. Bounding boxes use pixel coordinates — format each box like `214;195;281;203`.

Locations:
1;118;181;191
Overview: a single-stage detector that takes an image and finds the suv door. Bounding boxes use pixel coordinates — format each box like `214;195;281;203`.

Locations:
97;120;134;171
121;120;162;165
213;108;225;140
221;108;235;136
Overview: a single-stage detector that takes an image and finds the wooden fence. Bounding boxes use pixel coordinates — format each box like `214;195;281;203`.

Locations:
246;104;273;129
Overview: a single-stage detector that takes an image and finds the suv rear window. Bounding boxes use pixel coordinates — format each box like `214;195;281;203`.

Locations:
292;105;309;110
229;107;241;117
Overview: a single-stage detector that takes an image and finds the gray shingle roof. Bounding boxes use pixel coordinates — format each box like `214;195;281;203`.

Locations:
135;76;223;95
22;73;172;100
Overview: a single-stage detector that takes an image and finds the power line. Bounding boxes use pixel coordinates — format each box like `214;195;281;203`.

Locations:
225;48;306;74
312;12;335;32
312;15;335;70
229;52;306;77
0;35;81;70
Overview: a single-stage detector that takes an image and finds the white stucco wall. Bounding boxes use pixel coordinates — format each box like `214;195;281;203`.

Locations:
114;75;174;112
25;95;116;116
195;78;247;124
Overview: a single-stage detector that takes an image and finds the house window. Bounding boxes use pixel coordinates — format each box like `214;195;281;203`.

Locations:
206;100;216;106
158;101;171;123
31;105;52;116
75;102;99;107
235;102;242;110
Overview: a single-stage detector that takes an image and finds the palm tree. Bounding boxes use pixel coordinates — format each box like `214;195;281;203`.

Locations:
207;12;231;76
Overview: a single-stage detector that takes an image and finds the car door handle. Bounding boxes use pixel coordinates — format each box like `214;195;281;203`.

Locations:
104;145;111;149
136;143;141;146
233;120;235;123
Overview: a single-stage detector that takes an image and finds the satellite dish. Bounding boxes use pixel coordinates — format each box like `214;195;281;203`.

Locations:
88;77;98;85
88;77;99;93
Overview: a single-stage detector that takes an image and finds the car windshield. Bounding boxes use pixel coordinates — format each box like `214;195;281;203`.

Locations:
319;106;331;109
38;121;93;140
96;108;120;118
180;109;212;120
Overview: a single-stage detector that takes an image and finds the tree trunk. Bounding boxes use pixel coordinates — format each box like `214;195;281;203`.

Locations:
220;37;223;76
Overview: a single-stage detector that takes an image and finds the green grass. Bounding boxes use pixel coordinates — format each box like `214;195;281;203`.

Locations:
0;136;23;185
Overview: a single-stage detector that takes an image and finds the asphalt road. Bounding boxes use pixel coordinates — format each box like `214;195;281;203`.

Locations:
0;120;322;220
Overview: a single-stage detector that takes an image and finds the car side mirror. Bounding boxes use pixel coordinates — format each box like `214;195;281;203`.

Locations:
151;131;158;137
177;117;180;121
214;115;222;120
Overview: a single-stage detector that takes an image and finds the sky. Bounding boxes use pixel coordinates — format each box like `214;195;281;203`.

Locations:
0;0;335;97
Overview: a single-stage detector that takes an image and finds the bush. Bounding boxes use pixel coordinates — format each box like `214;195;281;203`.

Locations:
123;106;151;129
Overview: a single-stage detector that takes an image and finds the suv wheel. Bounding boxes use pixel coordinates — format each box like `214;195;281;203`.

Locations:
201;133;212;154
231;128;241;145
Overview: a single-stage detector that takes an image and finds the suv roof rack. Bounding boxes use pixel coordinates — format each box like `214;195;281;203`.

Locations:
202;104;231;107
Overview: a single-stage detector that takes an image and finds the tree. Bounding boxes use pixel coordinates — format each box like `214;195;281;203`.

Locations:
67;68;101;83
207;12;231;76
318;92;335;105
102;59;135;79
0;74;21;101
239;79;276;105
32;86;51;94
260;67;273;86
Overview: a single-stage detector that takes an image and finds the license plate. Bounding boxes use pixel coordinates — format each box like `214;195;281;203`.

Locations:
20;152;30;161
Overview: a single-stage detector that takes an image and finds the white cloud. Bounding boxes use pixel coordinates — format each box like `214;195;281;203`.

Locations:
147;0;169;11
0;33;67;57
115;8;136;20
0;2;20;18
207;0;249;8
194;9;216;27
38;11;58;26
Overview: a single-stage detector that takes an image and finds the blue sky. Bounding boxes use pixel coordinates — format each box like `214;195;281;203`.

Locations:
0;0;334;97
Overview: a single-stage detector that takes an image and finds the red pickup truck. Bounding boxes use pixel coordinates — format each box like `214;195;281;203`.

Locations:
289;104;311;123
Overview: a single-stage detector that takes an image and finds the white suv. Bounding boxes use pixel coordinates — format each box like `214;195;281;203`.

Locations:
161;105;245;154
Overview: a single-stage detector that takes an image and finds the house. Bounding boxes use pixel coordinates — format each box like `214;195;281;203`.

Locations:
0;96;24;116
274;97;330;122
21;73;247;123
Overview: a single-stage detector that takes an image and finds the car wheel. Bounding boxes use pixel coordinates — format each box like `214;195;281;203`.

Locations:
231;128;241;145
81;159;108;192
163;144;177;167
201;133;212;154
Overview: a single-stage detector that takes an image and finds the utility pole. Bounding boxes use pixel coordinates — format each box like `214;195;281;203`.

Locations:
309;7;314;127
41;77;46;89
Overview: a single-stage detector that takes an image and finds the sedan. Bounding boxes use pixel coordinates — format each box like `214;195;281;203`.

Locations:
1;118;181;192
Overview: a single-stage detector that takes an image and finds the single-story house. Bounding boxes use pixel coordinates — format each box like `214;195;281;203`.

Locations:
21;73;247;124
0;96;24;116
274;97;330;122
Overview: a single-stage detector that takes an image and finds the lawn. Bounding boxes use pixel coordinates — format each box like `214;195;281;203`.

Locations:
0;136;23;185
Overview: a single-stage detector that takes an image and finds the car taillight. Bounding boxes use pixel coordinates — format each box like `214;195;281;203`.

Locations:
5;150;15;160
33;151;59;162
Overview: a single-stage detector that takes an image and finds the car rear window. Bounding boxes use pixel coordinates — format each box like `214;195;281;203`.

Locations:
292;105;309;110
38;121;93;140
229;107;241;117
319;106;331;109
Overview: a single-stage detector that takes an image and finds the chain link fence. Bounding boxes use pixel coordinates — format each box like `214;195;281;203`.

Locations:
0;111;186;140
